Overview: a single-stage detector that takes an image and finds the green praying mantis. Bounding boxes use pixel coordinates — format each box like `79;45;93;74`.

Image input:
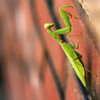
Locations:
44;5;95;87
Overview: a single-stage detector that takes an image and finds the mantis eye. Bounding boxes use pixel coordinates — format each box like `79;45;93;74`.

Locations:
44;23;54;29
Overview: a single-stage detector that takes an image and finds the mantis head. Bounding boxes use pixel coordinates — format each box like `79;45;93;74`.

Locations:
44;23;54;29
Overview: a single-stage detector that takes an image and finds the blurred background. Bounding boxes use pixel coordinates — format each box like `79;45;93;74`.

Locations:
0;0;100;100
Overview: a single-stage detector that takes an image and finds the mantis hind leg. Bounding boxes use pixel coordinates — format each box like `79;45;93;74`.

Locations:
84;67;98;77
67;34;96;49
72;51;82;61
67;34;81;49
76;39;96;49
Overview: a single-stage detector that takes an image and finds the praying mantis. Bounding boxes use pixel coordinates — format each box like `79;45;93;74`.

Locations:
44;5;95;87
